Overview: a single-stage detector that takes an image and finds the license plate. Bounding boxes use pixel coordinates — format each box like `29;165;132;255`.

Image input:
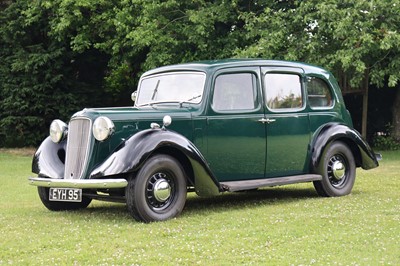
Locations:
49;188;82;202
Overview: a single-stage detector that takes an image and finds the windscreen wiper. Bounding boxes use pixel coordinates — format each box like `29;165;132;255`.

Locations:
151;80;160;101
179;94;202;107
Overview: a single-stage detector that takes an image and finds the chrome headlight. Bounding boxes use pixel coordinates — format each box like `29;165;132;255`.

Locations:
93;116;115;141
49;119;68;143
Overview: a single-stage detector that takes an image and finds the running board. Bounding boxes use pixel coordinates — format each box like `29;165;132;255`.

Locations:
220;174;322;192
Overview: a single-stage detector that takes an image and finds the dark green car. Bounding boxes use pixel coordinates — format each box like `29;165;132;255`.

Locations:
29;59;379;222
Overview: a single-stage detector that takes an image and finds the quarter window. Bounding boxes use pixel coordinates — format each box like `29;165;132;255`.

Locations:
264;73;303;110
212;73;257;111
307;77;333;108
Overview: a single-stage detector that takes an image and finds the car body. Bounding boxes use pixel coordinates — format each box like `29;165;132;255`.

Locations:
29;59;379;222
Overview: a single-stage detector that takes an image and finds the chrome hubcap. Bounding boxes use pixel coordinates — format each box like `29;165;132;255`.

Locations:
146;172;174;210
332;160;345;180
153;179;171;202
327;154;348;187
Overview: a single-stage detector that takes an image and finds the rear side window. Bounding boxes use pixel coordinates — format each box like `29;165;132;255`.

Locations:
307;77;333;108
264;73;303;110
212;73;257;112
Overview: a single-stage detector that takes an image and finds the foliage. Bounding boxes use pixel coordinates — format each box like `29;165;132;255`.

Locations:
1;150;399;264
374;135;400;150
2;0;400;147
0;1;110;146
237;0;400;90
373;124;400;150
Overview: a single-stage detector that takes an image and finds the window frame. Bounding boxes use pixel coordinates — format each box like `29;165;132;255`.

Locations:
210;71;260;114
263;72;306;113
136;71;206;107
306;76;335;110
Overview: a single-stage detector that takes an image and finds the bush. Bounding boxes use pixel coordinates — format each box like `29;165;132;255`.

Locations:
373;125;400;150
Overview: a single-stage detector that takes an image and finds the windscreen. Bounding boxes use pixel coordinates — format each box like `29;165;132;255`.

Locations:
136;72;206;106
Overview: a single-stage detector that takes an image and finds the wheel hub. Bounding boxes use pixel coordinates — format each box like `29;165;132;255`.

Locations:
332;160;345;180
153;178;171;202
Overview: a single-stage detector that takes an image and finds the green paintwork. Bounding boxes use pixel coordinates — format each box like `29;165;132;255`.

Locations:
71;107;194;178
63;59;357;183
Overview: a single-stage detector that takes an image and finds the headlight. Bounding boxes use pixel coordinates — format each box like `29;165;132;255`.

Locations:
93;116;115;141
49;119;68;143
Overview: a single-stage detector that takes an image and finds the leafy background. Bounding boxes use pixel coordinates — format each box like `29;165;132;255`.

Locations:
1;0;400;147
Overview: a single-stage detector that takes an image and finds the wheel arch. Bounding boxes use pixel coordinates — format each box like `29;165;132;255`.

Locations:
310;123;378;171
90;129;221;196
150;145;195;187
334;137;362;167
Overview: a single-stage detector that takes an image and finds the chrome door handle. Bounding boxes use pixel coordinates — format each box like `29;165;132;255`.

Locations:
258;118;276;124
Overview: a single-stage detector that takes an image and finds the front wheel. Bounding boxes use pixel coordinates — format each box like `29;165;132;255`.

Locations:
37;187;92;211
126;154;187;223
313;141;356;197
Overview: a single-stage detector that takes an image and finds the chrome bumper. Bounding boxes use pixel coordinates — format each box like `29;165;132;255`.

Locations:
28;177;128;189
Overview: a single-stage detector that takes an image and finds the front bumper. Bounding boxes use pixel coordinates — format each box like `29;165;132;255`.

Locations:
28;177;128;189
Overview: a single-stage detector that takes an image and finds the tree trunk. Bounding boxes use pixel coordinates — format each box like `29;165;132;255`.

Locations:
392;87;400;141
361;86;368;139
361;70;369;139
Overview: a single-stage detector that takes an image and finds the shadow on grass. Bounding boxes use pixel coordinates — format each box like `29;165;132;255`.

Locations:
59;202;132;223
185;186;319;213
60;186;320;222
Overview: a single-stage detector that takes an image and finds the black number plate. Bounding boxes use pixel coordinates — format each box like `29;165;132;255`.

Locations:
49;188;82;202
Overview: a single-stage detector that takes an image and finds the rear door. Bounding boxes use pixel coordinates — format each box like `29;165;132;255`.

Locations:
261;67;311;177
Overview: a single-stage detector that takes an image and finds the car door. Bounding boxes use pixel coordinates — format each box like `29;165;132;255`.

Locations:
206;67;266;182
261;67;311;177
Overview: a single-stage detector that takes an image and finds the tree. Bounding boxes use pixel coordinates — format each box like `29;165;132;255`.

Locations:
236;0;400;139
45;0;256;97
1;0;400;147
0;1;110;146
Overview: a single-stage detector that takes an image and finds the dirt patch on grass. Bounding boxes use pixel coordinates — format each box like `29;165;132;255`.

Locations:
0;148;36;157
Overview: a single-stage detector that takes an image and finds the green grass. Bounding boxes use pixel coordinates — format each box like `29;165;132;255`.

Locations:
0;149;399;265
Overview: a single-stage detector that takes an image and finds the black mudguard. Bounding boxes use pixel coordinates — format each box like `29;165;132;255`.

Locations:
311;123;379;170
90;129;221;196
32;137;66;179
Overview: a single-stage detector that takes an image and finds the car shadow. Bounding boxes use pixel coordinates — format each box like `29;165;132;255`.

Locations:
184;186;319;214
60;186;320;222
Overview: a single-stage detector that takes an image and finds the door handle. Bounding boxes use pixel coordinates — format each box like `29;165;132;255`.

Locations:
258;118;276;124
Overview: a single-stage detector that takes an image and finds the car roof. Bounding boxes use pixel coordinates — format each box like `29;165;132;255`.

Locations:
141;59;331;77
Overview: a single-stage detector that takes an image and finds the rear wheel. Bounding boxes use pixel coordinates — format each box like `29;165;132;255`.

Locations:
37;187;92;211
126;154;187;223
313;141;356;197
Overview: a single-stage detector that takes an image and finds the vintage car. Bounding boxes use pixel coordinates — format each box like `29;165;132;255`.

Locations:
29;59;379;222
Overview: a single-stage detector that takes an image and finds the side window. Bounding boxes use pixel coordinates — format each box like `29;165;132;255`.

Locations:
307;77;333;108
212;73;257;112
264;73;303;110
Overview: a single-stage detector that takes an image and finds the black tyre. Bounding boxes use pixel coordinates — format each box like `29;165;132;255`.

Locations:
313;141;356;197
126;154;187;223
38;187;92;211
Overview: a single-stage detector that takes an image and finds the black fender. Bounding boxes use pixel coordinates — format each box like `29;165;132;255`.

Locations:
32;137;66;179
90;129;221;196
310;123;379;171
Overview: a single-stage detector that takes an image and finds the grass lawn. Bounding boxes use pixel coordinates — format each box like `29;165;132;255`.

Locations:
0;149;399;265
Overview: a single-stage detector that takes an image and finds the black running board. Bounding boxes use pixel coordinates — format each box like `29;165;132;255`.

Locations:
220;174;322;192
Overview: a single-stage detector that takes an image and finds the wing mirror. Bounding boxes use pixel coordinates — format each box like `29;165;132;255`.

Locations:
131;91;137;103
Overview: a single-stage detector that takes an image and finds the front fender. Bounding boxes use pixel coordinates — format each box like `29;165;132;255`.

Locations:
90;129;221;196
32;137;66;179
311;123;379;170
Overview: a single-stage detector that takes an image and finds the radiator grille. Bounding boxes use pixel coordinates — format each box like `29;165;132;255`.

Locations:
64;118;92;179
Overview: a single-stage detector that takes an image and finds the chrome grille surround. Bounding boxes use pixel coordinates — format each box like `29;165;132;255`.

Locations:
64;117;92;180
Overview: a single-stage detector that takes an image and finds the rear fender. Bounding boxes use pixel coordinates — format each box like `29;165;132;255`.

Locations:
311;123;379;170
90;129;221;196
